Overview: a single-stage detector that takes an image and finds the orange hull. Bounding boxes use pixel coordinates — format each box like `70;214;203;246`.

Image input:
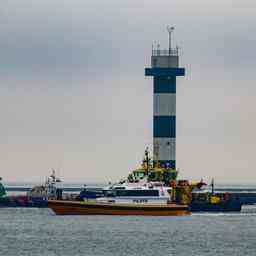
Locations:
48;200;190;216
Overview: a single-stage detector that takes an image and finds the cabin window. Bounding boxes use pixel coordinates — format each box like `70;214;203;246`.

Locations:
104;190;117;197
115;190;159;197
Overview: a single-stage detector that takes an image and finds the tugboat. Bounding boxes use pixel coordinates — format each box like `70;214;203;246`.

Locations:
28;169;63;200
190;179;242;212
26;169;63;206
0;170;63;207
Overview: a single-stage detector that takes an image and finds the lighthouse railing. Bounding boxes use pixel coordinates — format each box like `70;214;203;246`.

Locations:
152;48;178;57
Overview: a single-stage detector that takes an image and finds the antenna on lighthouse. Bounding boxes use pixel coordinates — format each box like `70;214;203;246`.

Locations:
167;25;175;55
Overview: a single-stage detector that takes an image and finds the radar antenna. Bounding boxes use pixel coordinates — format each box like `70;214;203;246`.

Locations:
167;25;175;55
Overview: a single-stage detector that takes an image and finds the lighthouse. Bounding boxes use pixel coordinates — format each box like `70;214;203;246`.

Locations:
145;27;185;169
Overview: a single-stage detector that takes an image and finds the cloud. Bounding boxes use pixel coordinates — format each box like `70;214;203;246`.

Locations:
1;0;256;182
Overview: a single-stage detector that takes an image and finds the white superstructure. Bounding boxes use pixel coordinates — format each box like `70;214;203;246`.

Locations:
91;181;172;205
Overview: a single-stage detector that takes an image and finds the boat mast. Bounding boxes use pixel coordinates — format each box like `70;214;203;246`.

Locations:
211;178;214;195
145;148;150;175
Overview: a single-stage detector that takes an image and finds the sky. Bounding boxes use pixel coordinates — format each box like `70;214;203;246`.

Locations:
1;0;256;184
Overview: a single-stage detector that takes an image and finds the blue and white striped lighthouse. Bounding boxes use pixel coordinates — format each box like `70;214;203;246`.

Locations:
145;27;185;169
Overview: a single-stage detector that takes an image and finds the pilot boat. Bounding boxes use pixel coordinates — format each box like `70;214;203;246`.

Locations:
48;182;189;216
48;150;190;216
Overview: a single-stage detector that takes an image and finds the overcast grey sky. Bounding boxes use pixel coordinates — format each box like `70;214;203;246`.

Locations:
1;0;256;184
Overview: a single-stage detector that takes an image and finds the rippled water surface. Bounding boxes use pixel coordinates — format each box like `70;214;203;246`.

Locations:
1;206;256;256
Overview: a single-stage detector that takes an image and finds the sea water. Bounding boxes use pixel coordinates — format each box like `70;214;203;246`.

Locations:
0;206;256;256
